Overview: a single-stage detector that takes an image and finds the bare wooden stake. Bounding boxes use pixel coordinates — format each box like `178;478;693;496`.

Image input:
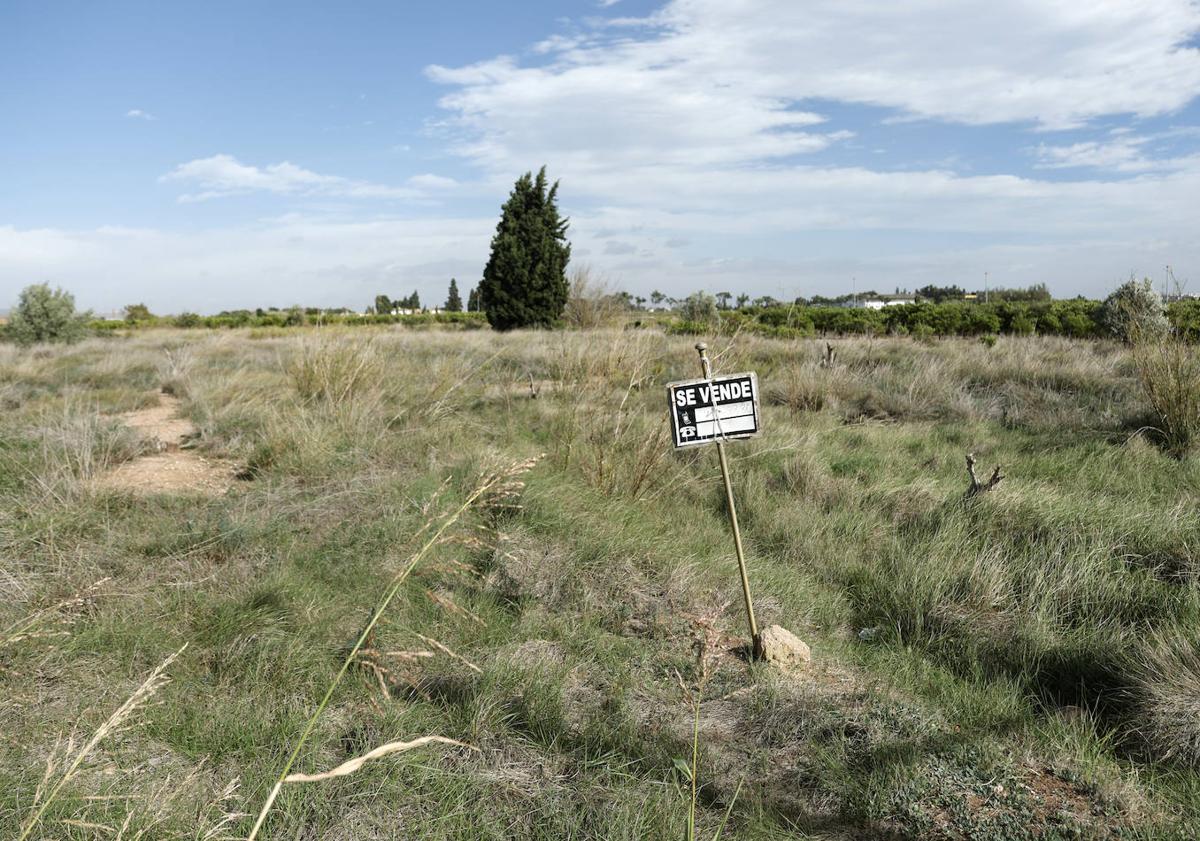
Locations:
527;372;540;399
964;453;1003;498
820;342;836;368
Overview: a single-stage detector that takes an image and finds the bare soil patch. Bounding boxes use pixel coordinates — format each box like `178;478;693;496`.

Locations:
118;400;197;448
93;392;235;495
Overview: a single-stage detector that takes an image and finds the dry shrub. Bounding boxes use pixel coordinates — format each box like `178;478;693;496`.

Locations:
548;328;660;388
1134;630;1200;767
562;265;627;329
159;343;196;396
1131;337;1200;456
35;394;142;488
551;332;671;498
767;367;827;413
289;335;384;407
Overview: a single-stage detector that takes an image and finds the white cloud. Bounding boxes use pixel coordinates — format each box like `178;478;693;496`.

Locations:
125;109;155;120
0;216;495;312
428;0;1200;187
1034;128;1200;172
413;0;1200;298
159;154;424;202
406;173;459;190
10;1;1200;309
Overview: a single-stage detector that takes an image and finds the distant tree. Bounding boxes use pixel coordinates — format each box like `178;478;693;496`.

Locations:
1100;277;1168;343
123;303;152;322
715;292;733;310
915;284;966;303
752;296;779;308
467;285;482;312
650;290;666;307
374;294;392;315
480;166;571;330
397;291;421;310
735;293;750;309
680;291;718;324
983;283;1052;303
445;278;463;312
284;305;306;326
7;284;89;345
634;295;646;309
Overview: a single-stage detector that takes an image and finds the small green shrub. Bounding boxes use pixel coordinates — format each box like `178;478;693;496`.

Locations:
911;323;935;343
6;284;89;345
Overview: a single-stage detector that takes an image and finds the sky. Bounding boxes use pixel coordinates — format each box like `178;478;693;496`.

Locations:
2;0;1200;313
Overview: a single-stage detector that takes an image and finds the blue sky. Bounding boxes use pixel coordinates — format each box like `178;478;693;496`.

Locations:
3;0;1199;312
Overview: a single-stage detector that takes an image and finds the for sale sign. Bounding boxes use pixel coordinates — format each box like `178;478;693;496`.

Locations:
667;372;761;448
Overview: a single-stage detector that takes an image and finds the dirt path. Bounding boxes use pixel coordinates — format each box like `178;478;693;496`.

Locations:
93;393;235;495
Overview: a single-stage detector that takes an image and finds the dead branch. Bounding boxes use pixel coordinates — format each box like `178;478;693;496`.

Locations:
820;342;836;368
964;453;1003;498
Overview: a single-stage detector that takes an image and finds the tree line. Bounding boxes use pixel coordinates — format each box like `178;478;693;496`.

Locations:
670;280;1200;341
4;165;1194;344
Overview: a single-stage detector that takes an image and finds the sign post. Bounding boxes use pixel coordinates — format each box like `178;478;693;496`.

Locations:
667;342;763;660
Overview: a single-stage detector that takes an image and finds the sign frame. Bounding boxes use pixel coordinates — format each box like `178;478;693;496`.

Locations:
666;371;762;449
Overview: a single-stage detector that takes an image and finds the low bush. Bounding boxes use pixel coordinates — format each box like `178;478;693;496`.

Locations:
6;284;90;345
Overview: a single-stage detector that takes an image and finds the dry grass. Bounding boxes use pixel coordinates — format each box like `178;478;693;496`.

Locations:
17;645;186;841
289;333;385;407
1132;337;1200;456
1;326;1196;839
246;454;539;840
1135;630;1200;768
28;394;143;501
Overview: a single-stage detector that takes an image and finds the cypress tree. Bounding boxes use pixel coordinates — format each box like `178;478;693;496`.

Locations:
480;167;570;330
445;278;463;312
467;285;482;312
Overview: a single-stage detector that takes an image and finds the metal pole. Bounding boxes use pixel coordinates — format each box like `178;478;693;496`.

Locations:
695;342;762;660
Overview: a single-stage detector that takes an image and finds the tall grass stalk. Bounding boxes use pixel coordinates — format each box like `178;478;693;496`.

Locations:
246;456;538;840
17;645;186;841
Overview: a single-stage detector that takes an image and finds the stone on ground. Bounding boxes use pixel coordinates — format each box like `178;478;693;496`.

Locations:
759;624;811;670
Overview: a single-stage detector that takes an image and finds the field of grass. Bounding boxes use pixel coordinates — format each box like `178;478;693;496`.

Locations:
2;326;1200;839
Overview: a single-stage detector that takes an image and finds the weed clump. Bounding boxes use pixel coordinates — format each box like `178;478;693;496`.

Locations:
1131;337;1200;457
289;335;383;407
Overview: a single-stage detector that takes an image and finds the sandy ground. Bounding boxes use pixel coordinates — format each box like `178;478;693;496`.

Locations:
93;393;235;495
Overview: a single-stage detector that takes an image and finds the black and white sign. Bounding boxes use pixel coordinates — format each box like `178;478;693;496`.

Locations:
667;372;761;448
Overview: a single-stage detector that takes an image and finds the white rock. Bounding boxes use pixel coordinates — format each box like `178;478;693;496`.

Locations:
759;624;811;669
